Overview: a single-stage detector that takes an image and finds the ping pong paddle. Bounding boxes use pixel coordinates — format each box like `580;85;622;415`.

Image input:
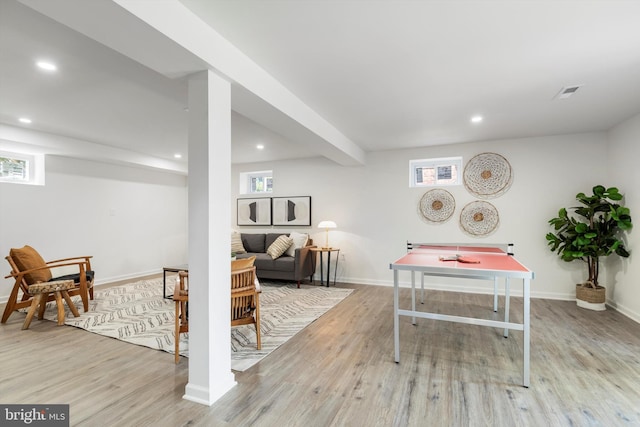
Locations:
439;255;480;264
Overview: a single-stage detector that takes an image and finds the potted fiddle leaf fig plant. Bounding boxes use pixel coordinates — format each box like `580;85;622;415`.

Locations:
546;185;632;311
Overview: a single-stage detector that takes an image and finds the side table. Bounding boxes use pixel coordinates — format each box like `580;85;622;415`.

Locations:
163;264;189;299
311;248;340;287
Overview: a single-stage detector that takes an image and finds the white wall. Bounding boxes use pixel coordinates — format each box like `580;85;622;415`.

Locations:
233;132;625;303
4;129;636;322
606;113;640;321
0;155;187;301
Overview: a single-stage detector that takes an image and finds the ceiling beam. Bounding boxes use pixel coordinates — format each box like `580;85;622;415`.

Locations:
19;0;366;166
0;124;187;175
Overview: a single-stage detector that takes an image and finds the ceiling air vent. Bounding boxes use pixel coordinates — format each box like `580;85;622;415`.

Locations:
555;85;582;100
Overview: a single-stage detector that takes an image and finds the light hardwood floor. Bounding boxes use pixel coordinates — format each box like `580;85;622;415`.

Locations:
1;282;639;426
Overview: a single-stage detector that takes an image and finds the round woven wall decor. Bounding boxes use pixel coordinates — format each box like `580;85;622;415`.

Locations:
459;200;499;236
419;189;455;223
463;152;513;199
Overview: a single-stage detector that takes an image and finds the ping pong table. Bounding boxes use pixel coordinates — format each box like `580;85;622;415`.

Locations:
390;243;534;387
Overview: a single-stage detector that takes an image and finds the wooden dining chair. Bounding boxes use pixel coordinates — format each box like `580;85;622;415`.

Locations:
3;245;95;324
173;271;189;363
231;266;261;350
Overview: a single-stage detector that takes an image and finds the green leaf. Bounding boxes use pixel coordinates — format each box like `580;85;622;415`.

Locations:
576;236;591;246
616;246;631;258
617;207;630;216
618;221;633;230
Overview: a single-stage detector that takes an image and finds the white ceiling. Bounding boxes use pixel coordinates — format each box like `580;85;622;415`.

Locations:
2;0;640;171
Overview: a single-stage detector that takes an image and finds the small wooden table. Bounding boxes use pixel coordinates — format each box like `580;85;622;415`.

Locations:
163;264;188;299
311;248;340;287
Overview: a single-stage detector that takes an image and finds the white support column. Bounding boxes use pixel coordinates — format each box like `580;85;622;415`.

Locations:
184;70;236;405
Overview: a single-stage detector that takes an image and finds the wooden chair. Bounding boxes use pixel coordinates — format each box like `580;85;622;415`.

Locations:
173;271;189;364
231;266;261;350
2;245;95;324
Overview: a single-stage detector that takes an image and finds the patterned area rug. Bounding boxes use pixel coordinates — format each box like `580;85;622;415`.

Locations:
39;278;353;371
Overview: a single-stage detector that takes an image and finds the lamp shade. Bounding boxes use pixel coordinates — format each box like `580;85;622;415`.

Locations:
318;220;337;229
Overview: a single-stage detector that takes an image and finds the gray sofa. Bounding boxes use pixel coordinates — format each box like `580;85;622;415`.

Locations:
235;233;317;287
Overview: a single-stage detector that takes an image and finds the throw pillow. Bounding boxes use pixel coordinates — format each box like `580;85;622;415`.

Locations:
266;235;293;259
231;255;256;271
285;231;309;257
231;231;246;254
9;245;52;284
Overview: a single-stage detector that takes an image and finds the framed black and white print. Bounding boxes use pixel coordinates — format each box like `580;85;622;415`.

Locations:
272;196;311;226
237;197;272;226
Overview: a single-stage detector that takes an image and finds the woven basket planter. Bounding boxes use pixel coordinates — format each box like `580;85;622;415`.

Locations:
576;284;606;311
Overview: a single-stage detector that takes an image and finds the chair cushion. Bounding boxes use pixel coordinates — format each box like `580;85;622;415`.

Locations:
28;280;75;294
267;235;293;259
9;245;52;284
51;271;95;285
232;256;256;271
241;234;266;253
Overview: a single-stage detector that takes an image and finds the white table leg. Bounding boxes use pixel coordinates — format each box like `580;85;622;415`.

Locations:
411;270;416;325
394;269;400;363
523;278;530;387
493;276;498;312
421;272;425;304
503;277;510;338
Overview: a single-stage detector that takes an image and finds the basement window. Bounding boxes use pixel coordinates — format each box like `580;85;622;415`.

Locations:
240;170;273;194
409;157;462;187
0;151;45;186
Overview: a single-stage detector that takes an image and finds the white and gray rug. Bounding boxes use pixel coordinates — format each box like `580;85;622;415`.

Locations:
38;278;353;371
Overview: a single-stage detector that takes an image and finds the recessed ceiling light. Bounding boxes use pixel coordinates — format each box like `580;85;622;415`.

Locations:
174;153;182;159
471;115;483;124
256;144;264;150
36;61;57;71
19;117;32;124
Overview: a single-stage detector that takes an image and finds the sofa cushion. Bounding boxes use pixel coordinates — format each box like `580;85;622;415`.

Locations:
242;233;266;253
252;253;295;272
267;235;293;259
9;245;52;284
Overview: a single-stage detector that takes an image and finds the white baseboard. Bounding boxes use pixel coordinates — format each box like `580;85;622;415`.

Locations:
605;299;640;323
93;269;161;287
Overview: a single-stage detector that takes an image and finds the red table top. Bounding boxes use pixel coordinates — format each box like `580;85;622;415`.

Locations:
392;245;533;277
